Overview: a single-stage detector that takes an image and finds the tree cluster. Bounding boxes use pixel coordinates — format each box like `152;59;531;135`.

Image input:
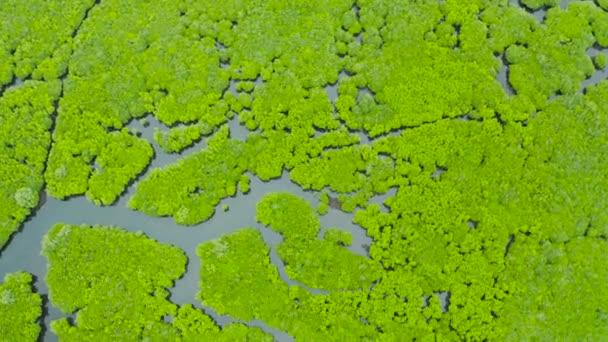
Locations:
41;223;270;341
197;226;380;340
0;80;60;250
3;0;608;340
128;125;250;224
0;272;42;341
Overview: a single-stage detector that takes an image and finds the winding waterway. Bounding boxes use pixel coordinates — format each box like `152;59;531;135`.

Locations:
0;110;376;341
0;0;605;340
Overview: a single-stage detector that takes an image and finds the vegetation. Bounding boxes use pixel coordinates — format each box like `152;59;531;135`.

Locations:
324;228;353;246
198;228;294;322
0;272;42;341
41;223;269;340
173;304;272;342
595;53;608;69
258;193;382;290
197;227;380;340
43;0;230;205
154;122;214;154
0;0;93;82
128;125;250;224
2;0;608;340
0;80;61;250
42;223;187;339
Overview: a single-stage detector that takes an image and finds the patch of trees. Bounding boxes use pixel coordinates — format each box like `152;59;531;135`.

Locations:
0;80;60;249
3;0;608;340
41;223;270;340
128;125;249;224
197;226;380;340
0;272;42;341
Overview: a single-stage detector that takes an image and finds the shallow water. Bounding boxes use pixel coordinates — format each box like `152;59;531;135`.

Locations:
581;46;608;92
0;109;374;341
496;53;515;96
0;1;604;340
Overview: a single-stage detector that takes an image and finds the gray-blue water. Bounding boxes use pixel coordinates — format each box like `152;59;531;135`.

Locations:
1;1;605;340
0;110;376;341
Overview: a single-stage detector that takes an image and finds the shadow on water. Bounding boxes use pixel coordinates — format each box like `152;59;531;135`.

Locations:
0;76;24;97
496;53;516;96
32;274;48;342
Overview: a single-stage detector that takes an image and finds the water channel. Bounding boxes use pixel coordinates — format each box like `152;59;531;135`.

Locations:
0;0;605;340
0;91;378;342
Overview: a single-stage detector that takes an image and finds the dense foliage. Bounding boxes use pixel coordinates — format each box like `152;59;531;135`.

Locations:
0;0;93;82
2;0;608;340
197;226;381;340
41;223;269;340
42;223;187;339
128;125;251;224
153;122;213;153
43;0;228;205
0;81;61;250
0;272;42;341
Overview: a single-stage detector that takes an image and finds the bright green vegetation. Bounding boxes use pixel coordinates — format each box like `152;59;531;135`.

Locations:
0;272;42;341
173;304;272;341
257;192;322;240
128;125;250;224
499;236;608;340
519;0;559;10
202;189;608;340
317;191;330;214
0;0;94;82
41;223;270;340
43;0;229;205
194;0;349;87
42;223;186;339
0;80;61;249
198;228;294;321
3;0;608;340
197;227;380;340
154;122;213;153
258;193;382;290
324;228;353;246
595;53;608;69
